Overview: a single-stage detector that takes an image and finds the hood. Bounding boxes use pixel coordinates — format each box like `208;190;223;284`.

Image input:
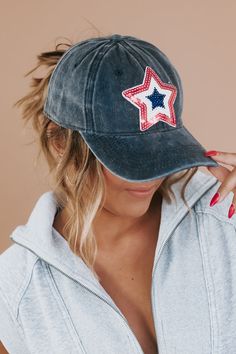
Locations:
9;169;219;290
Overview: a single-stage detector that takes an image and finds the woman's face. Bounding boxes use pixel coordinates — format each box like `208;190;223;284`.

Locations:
101;165;165;218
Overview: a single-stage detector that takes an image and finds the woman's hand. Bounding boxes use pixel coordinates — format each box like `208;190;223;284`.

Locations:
204;150;236;218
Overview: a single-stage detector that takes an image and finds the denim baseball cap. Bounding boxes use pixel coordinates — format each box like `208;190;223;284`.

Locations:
43;33;219;182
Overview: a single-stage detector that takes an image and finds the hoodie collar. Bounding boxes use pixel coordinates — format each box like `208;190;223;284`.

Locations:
10;170;218;296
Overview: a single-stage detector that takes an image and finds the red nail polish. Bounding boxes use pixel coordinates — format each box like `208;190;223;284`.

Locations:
228;203;235;218
210;192;220;207
204;150;218;156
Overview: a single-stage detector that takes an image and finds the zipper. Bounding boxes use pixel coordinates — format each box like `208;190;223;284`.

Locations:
150;184;217;354
151;270;159;354
150;207;197;354
12;239;144;354
151;222;188;354
151;178;219;284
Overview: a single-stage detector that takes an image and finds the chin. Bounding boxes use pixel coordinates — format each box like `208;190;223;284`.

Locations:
122;200;152;217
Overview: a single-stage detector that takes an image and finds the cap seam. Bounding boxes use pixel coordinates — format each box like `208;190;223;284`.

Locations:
86;40;120;131
102;151;213;164
46;40;87;108
46;40;106;112
93;144;204;152
140;43;184;103
85;44;106;131
50;39;107;83
118;41;145;73
122;40;184;118
81;124;185;136
126;41;172;83
43;108;185;134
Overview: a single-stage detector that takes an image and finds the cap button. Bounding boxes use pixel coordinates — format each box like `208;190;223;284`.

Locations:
111;34;122;41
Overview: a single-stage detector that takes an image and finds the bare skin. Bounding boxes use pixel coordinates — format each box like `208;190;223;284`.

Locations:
0;342;8;353
53;165;164;354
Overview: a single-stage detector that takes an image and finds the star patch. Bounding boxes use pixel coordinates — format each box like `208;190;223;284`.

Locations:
121;66;177;131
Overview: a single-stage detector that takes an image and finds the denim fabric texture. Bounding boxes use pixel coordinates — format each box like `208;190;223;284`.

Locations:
43;33;219;182
1;170;236;353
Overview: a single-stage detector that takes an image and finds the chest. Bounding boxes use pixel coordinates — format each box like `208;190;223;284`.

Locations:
93;231;159;354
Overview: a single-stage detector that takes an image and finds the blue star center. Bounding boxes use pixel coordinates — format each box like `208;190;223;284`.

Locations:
146;87;166;110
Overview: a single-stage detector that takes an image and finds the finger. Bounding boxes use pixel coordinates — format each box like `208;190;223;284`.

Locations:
206;164;231;182
205;150;236;166
228;189;236;218
210;167;236;205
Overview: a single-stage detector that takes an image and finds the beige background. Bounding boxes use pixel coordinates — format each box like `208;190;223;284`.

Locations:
1;0;236;252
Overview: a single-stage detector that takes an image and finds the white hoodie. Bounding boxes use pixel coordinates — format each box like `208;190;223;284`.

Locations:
1;169;236;354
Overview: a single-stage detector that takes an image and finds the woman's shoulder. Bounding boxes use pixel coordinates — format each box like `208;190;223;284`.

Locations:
193;171;236;226
0;242;39;310
0;244;35;353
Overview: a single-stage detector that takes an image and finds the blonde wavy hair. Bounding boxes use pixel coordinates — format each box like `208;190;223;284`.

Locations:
14;37;199;280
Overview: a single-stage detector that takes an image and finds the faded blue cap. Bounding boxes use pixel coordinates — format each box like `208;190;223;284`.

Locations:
43;33;219;182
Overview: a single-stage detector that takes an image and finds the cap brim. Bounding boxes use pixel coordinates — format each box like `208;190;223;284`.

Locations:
79;125;219;182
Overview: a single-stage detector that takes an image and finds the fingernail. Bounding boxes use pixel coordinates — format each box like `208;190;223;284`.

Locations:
228;203;235;218
204;150;218;156
210;192;220;207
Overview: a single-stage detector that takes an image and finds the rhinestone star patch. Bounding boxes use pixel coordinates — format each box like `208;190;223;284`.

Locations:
121;66;177;131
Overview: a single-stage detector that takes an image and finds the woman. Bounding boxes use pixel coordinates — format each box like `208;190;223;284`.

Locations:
1;33;236;354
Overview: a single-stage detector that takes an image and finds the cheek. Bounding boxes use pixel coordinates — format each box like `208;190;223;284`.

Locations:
105;181;126;204
102;168;133;213
102;166;126;191
102;180;127;215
